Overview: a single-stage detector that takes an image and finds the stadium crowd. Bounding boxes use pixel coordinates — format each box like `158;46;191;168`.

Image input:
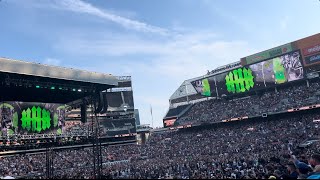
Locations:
1;78;320;179
0;111;320;179
177;80;320;125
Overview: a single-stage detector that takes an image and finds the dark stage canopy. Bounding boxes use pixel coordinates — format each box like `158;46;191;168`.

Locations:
0;57;118;104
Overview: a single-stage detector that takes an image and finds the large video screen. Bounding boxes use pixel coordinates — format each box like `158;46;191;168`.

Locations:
191;76;217;97
215;67;256;96
163;118;177;128
213;50;304;96
249;50;304;86
0;102;66;136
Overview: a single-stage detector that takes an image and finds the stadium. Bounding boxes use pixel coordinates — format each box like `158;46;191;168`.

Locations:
1;31;320;179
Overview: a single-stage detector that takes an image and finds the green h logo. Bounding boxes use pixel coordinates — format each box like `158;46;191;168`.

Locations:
225;67;254;93
21;106;51;133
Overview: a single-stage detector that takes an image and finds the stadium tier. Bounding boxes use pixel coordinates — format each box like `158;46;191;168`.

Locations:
0;110;319;179
164;33;320;128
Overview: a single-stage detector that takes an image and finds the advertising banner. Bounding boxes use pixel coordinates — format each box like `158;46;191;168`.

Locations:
241;43;294;66
304;53;320;65
302;44;320;57
292;33;320;68
210;61;241;75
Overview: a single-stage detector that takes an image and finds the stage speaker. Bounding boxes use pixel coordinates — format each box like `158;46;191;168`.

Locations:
94;91;104;114
81;104;87;123
100;91;108;114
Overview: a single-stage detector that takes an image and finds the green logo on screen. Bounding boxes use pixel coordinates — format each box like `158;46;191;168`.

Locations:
225;67;254;93
20;106;51;133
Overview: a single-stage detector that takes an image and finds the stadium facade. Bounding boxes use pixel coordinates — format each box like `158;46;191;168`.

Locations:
164;33;320;128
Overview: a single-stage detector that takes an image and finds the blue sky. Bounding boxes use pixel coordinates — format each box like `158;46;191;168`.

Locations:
0;0;319;128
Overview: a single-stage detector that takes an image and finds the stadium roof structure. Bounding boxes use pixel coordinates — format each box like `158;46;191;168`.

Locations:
0;57;118;104
169;77;199;100
169;61;242;101
0;57;117;85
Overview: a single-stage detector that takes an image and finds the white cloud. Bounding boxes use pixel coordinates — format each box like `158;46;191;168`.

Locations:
60;32;252;64
51;0;169;35
53;31;257;128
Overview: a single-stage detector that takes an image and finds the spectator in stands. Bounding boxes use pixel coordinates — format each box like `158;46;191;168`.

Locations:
176;80;320;126
288;161;311;179
308;154;320;179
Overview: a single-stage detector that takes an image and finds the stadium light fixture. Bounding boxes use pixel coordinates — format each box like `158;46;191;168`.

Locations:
36;85;40;88
78;89;82;92
51;87;55;90
72;88;76;91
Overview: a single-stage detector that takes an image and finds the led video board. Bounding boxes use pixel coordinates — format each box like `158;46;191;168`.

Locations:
191;76;217;97
195;51;304;97
248;50;304;86
219;51;304;96
0;102;66;136
215;67;255;95
163;118;177;128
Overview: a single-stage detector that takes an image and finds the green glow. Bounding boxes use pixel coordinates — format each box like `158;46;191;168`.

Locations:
0;103;14;110
51;87;55;90
273;57;286;84
225;67;254;94
57;105;67;110
21;106;51;133
13;112;18;129
7;129;14;135
59;87;63;90
72;88;76;91
54;113;58;127
202;79;211;96
36;86;40;88
57;128;62;135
